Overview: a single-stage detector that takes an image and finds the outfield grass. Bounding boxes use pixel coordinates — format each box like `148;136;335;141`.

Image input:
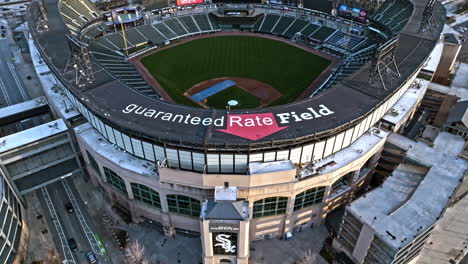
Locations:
141;36;330;108
205;86;260;109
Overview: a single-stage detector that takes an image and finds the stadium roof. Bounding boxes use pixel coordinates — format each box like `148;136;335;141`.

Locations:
29;0;446;151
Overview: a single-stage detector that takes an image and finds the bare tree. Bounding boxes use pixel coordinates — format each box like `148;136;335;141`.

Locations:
97;191;128;230
124;240;150;264
46;248;61;264
295;249;318;264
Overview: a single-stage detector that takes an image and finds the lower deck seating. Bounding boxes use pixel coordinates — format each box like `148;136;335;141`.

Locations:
300;23;320;36
123;28;148;45
153;22;177;39
283;19;309;38
164;19;188;36
259;14;281;33
272;16;295;35
193;14;212;31
310;26;336;41
327;31;366;51
177;16;199;33
137;25;167;44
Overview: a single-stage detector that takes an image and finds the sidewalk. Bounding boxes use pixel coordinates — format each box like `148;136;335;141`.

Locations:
250;225;330;264
72;175;127;263
128;222;203;264
24;191;59;263
73;174;203;264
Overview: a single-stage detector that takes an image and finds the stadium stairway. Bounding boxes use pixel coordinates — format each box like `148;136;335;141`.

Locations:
310;26;336;42
301;23;320;37
313;44;377;96
137;24;167;44
271;16;295;35
153;22;177;39
259;14;281;33
164;19;188;36
193;14;212;31
327;31;366;51
98;57;159;99
283;19;309;38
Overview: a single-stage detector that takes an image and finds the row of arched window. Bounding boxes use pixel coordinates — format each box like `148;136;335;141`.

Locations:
88;151;326;218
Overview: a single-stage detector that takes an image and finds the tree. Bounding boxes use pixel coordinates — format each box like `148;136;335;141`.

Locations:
124;240;150;264
295;249;318;264
46;248;61;264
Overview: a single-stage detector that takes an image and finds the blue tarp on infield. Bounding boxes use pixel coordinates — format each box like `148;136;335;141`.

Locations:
191;80;237;102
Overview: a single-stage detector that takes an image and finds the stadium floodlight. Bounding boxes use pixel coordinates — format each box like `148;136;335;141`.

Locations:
226;100;238;110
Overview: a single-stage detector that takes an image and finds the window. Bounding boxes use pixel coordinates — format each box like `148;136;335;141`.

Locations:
252;197;288;218
166;194;200;217
131;183;161;209
86;151;100;174
104;167;127;195
293;186;326;211
331;172;353;194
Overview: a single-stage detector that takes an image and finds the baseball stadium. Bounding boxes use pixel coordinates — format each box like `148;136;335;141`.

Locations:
27;0;445;262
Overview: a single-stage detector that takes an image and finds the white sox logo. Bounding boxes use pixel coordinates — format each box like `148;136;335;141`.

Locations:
214;234;236;253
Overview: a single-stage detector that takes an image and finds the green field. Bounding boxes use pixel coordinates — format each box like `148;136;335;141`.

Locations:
205;86;260;109
141;36;331;108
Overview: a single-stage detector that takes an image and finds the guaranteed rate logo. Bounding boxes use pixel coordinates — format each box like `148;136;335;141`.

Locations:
217;113;288;140
121;104;334;141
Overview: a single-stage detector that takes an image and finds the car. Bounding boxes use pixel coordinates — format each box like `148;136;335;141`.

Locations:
68;238;77;252
65;202;74;213
86;251;97;263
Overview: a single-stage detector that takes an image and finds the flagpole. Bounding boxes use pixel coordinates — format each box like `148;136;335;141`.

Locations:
118;16;128;56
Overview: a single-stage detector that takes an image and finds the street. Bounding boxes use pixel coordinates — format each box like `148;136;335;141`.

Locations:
0;31;40;134
38;178;112;264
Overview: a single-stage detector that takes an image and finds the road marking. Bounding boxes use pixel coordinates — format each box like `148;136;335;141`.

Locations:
41;187;77;264
0;76;12;105
7;61;28;101
61;179;112;263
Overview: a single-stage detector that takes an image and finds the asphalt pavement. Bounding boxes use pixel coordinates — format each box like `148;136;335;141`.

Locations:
38;178;112;264
0;27;40;134
0;37;30;106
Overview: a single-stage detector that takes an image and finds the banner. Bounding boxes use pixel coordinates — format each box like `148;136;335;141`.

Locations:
209;222;240;233
177;0;203;6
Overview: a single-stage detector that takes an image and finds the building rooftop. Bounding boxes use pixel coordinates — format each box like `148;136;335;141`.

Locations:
381;79;429;126
446;100;468;127
301;127;388;179
348;132;468;250
428;63;468;101
444;33;460;45
203;200;248;220
0;96;48;121
417;173;468;264
215;186;238;201
0;119;68;153
29;37;81;121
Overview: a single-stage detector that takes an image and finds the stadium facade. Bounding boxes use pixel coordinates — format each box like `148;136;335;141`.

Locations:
27;0;445;263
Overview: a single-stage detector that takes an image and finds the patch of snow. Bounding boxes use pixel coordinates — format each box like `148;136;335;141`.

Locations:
74;122;158;178
382;79;429;125
28;36;80;121
0;119;68;153
249;160;295;175
0;96;48;120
